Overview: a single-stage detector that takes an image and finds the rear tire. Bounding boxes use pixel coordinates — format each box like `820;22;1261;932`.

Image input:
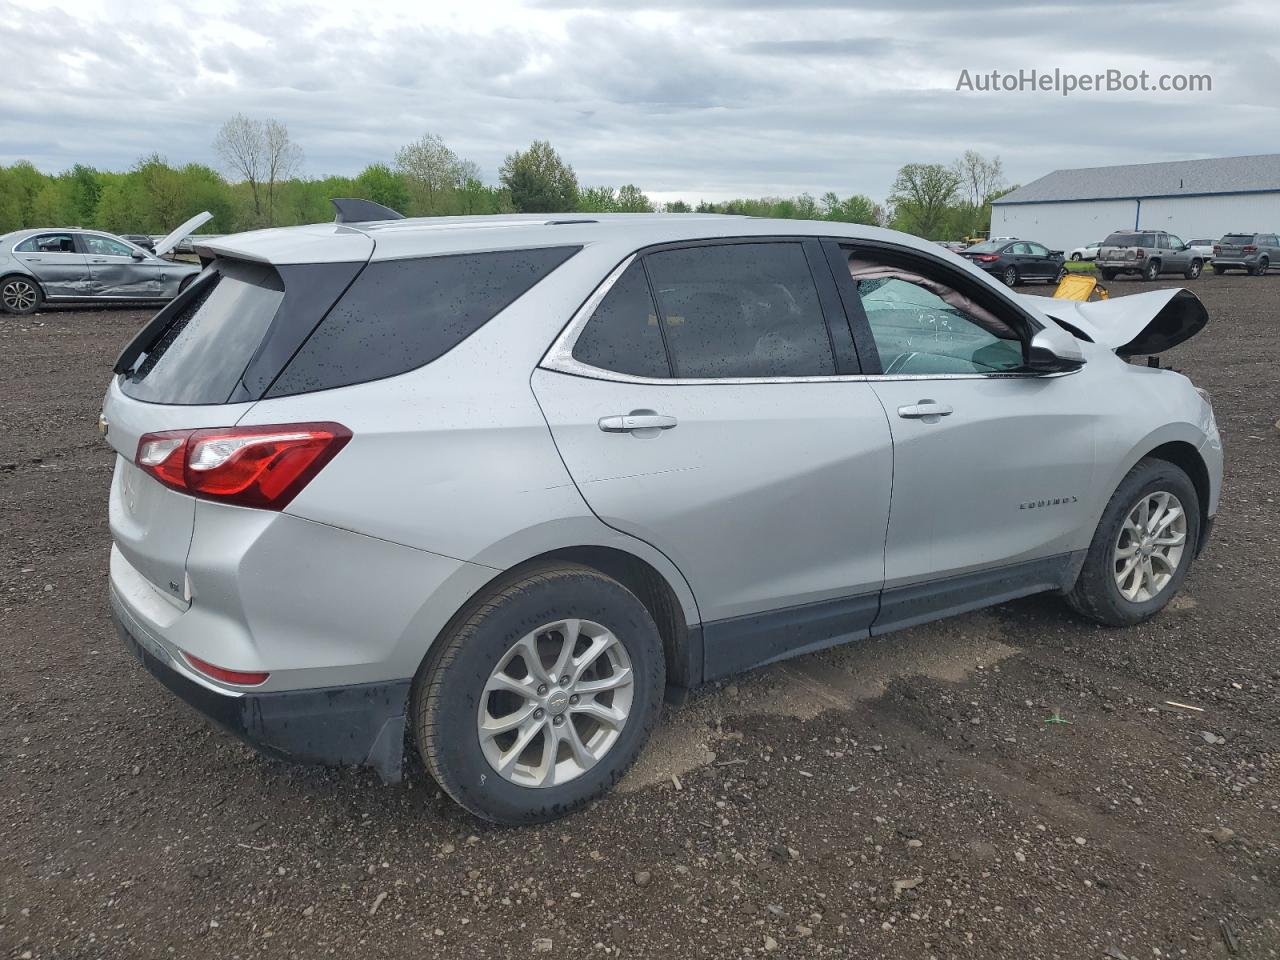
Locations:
1100;268;1118;281
0;275;42;316
1212;264;1227;275
412;564;665;825
1066;458;1200;627
1143;259;1161;281
1002;266;1019;287
1253;257;1269;276
1184;259;1202;280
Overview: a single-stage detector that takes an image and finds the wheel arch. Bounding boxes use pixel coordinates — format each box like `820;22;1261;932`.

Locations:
417;538;704;699
0;271;46;296
1142;440;1212;552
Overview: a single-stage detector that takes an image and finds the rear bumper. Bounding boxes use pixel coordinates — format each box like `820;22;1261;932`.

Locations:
111;589;411;782
1211;259;1257;269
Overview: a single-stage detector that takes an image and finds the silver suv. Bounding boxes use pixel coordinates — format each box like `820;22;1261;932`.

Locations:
1096;230;1204;282
1211;232;1278;276
105;207;1222;824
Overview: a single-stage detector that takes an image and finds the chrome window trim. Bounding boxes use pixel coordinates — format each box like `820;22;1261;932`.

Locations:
539;252;1082;386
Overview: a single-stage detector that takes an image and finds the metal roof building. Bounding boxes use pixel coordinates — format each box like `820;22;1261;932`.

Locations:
991;154;1280;251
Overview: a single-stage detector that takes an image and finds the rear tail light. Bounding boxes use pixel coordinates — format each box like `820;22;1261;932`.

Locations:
976;254;999;263
1243;244;1257;253
182;652;269;686
1134;249;1145;259
1213;245;1221;255
135;422;351;510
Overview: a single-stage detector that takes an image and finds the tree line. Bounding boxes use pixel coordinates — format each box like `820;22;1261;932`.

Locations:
0;116;1013;240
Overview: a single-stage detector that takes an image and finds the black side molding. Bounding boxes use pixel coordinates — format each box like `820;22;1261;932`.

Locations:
331;198;406;224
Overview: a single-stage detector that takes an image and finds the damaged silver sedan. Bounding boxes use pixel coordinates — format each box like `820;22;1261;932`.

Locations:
0;212;211;315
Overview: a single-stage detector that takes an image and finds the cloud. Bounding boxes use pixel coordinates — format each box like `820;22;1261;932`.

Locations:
0;0;1276;204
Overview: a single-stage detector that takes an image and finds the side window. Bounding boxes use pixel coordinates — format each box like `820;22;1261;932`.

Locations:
850;257;1025;376
268;246;579;397
572;261;670;378
1010;242;1031;255
1166;235;1183;250
1027;242;1049;257
16;233;76;254
84;235;135;257
642;243;835;378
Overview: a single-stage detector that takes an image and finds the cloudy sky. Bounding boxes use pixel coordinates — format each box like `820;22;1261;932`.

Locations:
2;0;1276;203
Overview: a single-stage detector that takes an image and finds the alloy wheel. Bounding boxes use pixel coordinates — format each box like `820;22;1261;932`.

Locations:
2;279;37;312
1003;267;1018;287
478;618;634;788
1113;491;1187;603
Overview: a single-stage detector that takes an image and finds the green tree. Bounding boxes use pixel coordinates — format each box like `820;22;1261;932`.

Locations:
577;185;617;212
354;163;411;214
887;162;960;239
664;199;692;213
395;133;471;216
614;184;654;212
500;140;578;213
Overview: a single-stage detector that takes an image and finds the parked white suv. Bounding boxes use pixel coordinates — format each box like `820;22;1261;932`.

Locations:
105;206;1221;823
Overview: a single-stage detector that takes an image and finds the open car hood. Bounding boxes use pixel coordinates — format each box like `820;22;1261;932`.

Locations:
152;210;213;259
1027;288;1209;357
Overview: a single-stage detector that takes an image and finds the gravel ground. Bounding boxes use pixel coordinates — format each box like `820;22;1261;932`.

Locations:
2;275;1278;960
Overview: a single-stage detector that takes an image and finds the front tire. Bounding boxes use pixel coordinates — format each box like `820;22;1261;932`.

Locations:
1184;259;1202;280
413;564;665;824
1070;253;1083;262
1066;458;1200;627
0;275;42;315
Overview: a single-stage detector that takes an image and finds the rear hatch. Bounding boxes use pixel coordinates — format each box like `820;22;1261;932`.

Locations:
1215;234;1255;258
1099;232;1151;263
105;237;372;604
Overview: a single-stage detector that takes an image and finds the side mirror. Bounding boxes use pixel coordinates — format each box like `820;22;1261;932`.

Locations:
1027;327;1085;373
131;250;146;260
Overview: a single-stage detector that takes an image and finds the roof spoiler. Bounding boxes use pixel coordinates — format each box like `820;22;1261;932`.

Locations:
331;198;405;224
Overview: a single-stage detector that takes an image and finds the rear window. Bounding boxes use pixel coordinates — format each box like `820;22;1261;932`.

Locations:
964;240;1006;254
266;246;579;397
1103;232;1154;247
1220;234;1255;244
120;261;284;405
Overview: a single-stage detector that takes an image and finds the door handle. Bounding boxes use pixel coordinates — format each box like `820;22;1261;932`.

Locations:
897;400;953;422
598;412;678;434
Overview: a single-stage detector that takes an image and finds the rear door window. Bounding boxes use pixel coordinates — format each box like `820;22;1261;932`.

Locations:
571;261;670;378
120;261;284;405
642;242;835;379
267;246;579;396
16;233;76;253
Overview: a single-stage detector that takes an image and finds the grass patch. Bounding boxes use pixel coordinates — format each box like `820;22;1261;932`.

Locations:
1064;260;1097;273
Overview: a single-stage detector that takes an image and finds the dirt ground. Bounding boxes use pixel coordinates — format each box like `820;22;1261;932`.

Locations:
2;274;1278;960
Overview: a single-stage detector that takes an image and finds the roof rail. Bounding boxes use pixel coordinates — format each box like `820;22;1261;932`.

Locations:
545;218;597;225
331;198;406;224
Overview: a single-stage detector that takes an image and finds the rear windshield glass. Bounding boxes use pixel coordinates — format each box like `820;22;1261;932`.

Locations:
1103;233;1153;246
964;240;1006;254
119;261;284;405
266;245;579;397
1220;234;1255;244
